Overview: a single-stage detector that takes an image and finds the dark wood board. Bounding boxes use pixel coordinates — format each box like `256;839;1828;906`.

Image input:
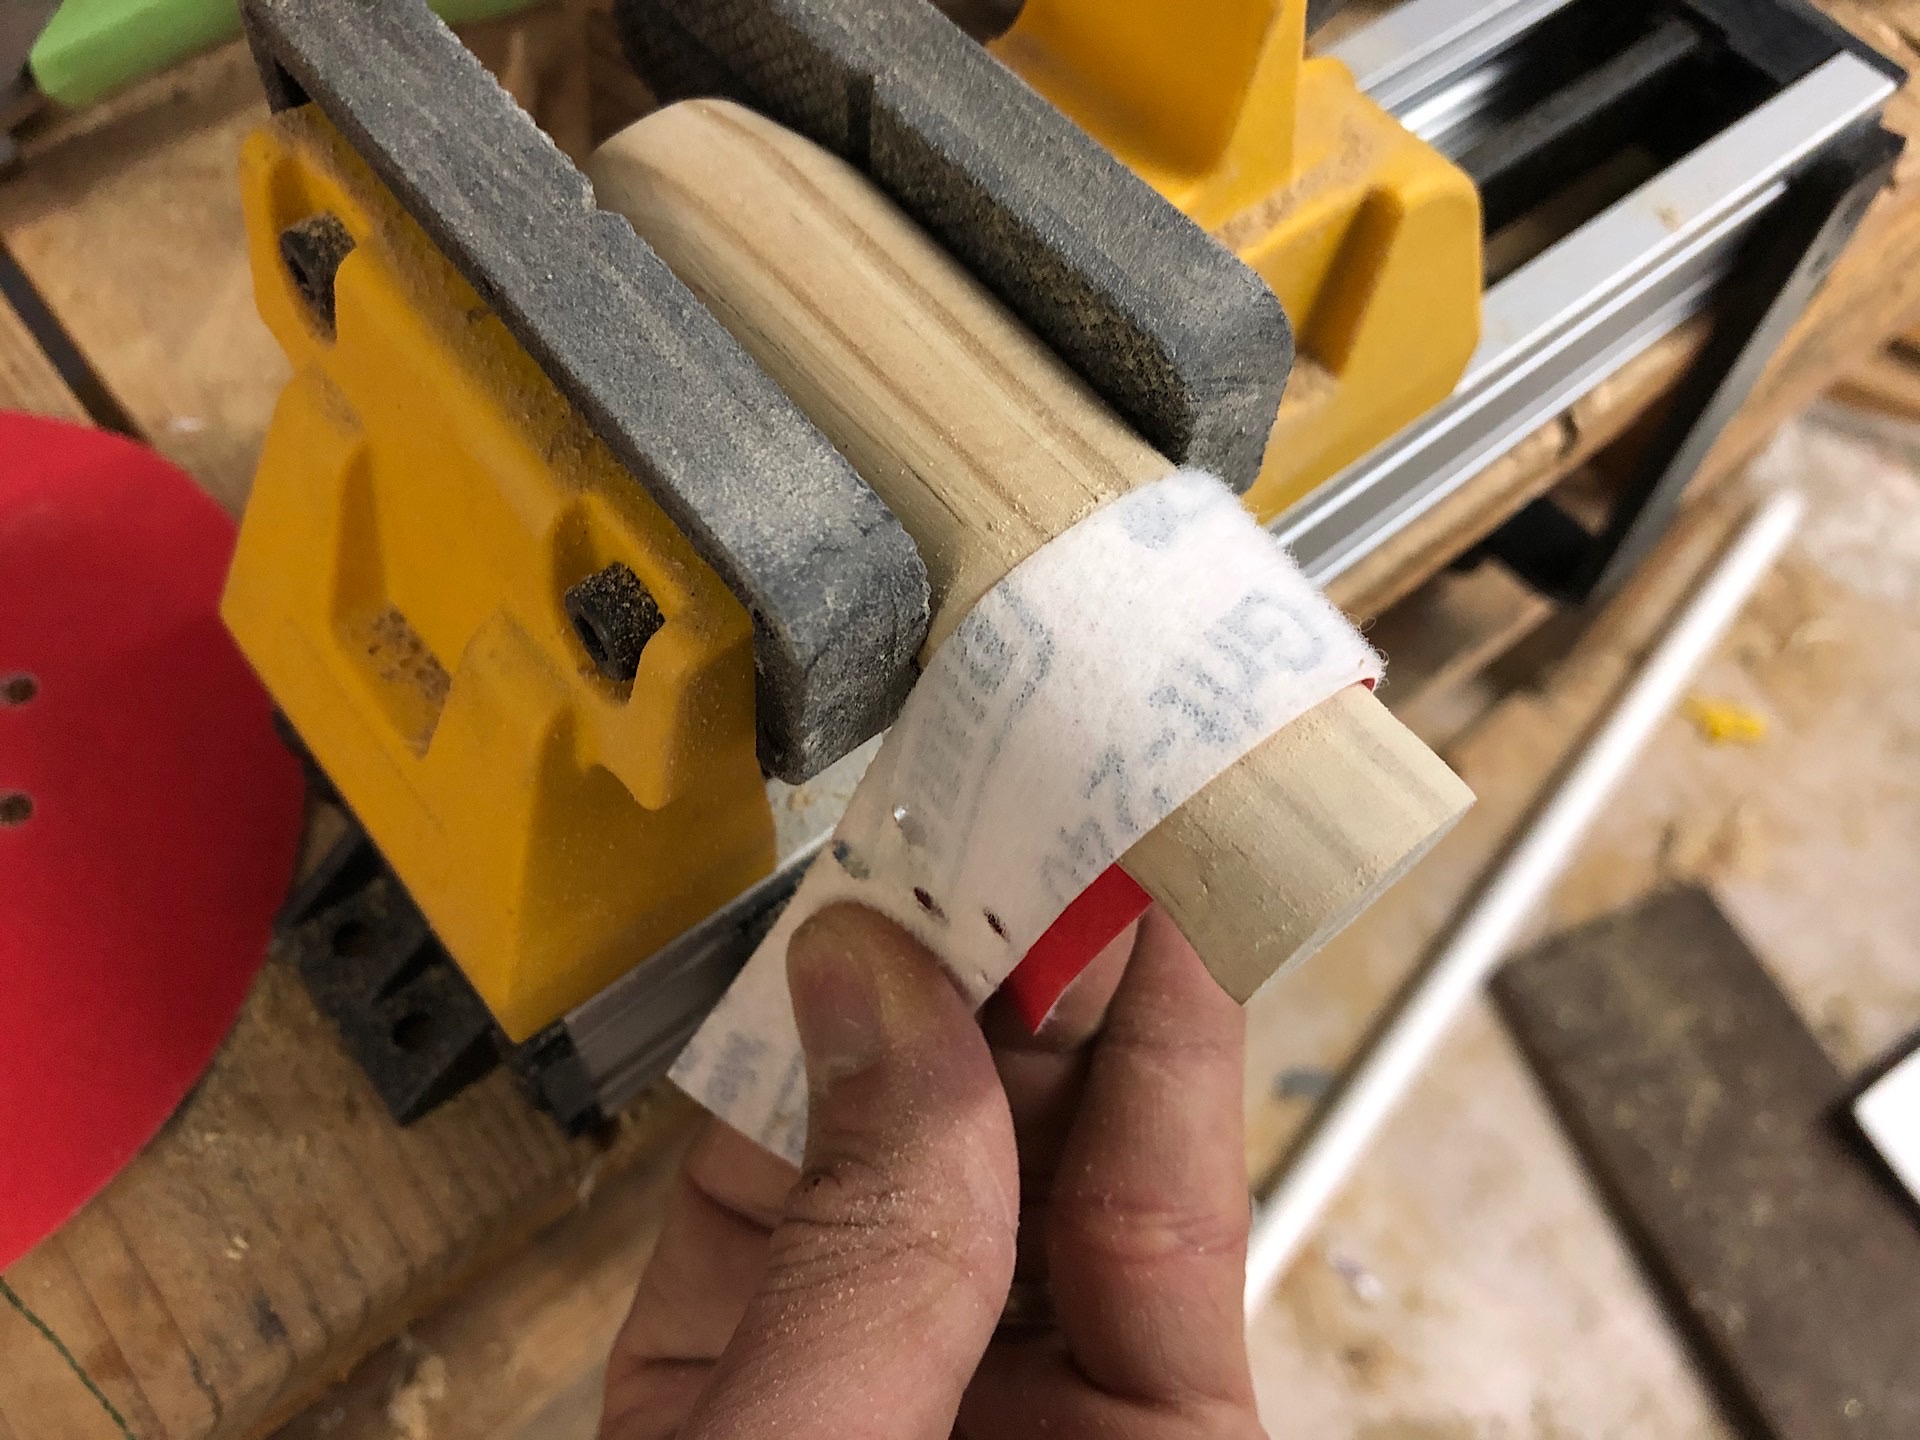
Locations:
1495;887;1920;1440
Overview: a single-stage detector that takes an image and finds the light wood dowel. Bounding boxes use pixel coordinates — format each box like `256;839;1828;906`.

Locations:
591;99;1473;1000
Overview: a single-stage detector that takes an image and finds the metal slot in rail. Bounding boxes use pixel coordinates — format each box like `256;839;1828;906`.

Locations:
1329;0;1581;128
1276;46;1894;587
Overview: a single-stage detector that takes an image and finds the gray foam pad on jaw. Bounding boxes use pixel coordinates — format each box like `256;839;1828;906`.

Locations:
615;0;1294;493
241;0;930;783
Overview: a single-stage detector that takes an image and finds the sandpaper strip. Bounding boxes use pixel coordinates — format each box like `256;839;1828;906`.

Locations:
675;470;1381;1163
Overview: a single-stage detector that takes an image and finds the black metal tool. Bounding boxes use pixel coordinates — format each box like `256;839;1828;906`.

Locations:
1486;123;1902;604
1467;0;1905;603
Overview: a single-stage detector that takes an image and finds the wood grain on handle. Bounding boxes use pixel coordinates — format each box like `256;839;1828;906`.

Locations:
590;99;1473;1000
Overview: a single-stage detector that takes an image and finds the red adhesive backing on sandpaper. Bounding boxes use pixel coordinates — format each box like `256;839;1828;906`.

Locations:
1003;864;1153;1032
0;413;305;1269
1002;686;1378;1031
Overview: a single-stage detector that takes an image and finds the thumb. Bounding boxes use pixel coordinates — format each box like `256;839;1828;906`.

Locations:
681;905;1018;1440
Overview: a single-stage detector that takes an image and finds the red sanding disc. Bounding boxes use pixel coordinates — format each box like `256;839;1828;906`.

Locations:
0;412;304;1268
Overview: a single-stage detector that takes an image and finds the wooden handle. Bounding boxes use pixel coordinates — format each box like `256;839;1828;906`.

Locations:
590;100;1473;999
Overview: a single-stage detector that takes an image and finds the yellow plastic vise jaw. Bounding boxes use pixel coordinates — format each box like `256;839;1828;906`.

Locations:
223;109;776;1041
992;0;1483;520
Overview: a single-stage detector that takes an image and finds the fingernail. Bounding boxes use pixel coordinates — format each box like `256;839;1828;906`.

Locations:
788;908;889;1085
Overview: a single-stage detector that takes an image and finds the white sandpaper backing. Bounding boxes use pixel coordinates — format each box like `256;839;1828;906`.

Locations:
671;470;1383;1162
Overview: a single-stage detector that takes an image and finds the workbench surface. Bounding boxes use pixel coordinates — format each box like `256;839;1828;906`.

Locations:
4;4;1920;1435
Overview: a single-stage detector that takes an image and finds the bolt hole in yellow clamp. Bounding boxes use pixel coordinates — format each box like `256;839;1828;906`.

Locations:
220;0;1480;1120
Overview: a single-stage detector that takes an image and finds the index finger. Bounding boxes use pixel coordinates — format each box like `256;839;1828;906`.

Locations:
980;923;1135;1281
1044;908;1257;1408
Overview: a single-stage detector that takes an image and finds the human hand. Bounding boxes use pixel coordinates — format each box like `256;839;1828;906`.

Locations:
599;902;1266;1439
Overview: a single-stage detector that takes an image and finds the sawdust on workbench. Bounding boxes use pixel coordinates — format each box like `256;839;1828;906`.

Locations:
386;1351;448;1439
1658;799;1772;884
1720;564;1853;733
1749;404;1920;606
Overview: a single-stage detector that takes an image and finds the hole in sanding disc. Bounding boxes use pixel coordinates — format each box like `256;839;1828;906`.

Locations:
0;792;33;826
1;673;36;705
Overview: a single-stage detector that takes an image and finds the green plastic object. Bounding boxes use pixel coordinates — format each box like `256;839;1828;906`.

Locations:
30;0;542;108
